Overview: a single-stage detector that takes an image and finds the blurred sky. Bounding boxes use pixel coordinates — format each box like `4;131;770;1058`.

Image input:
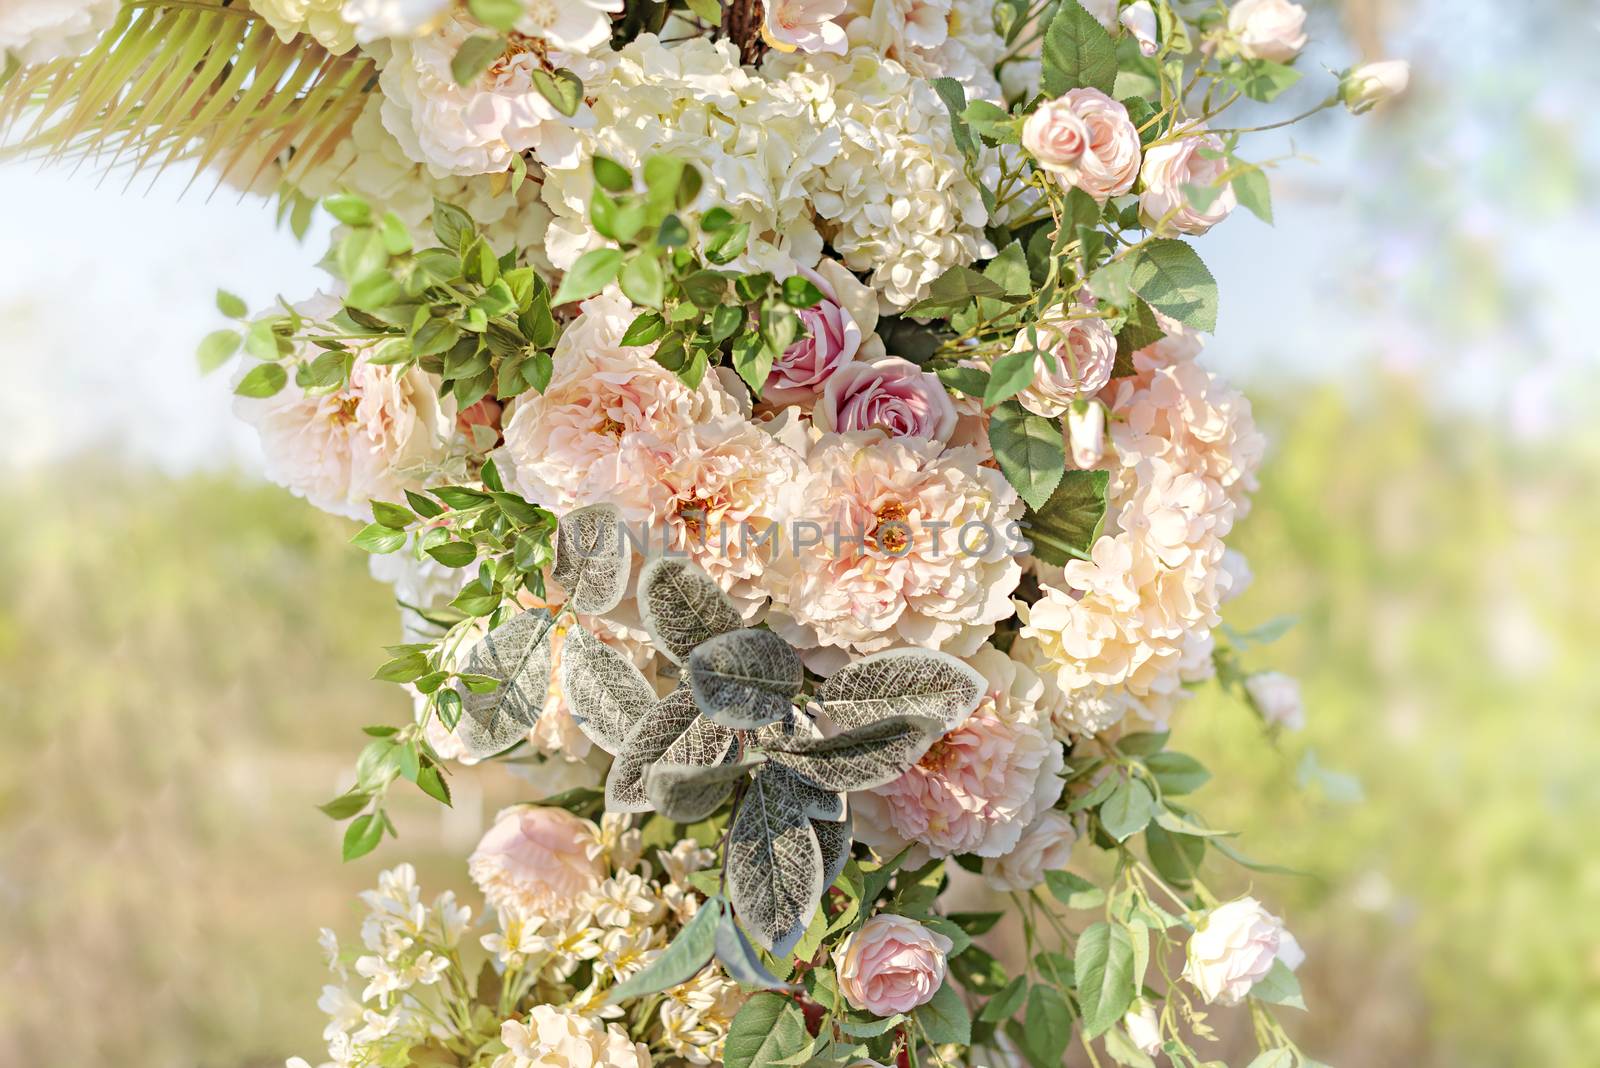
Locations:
1;0;1595;472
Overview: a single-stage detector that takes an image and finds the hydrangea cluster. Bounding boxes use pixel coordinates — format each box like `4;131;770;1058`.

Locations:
3;2;1411;1065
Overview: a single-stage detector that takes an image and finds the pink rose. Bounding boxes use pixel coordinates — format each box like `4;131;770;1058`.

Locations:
1181;897;1298;1006
1011;313;1117;418
1228;0;1308;63
833;914;953;1016
1138;131;1237;235
762;0;848;55
1022;89;1141;203
815;356;958;442
467;804;605;919
765;263;868;407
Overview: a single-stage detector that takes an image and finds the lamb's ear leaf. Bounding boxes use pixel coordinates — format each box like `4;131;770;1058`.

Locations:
812;812;854;890
714;909;795;992
606;688;736;812
454;609;555;759
760;763;846;822
637;555;743;664
559;622;656;754
727;763;825;956
645;756;764;823
764;715;945;792
819;649;985;732
605;896;723;1004
552;503;630;615
688;628;804;730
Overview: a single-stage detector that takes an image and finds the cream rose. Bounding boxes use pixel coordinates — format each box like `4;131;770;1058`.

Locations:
1227;0;1308;63
1341;60;1410;114
1138;131;1237;235
1120;2;1159;57
815;356;959;442
467;805;605;920
833;914;953;1016
1022;89;1142;202
1181;896;1298;1006
983;808;1078;891
1011;313;1118;418
1245;671;1305;730
1123;1000;1162;1055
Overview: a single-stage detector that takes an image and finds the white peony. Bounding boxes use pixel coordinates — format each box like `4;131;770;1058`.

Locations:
378;16;592;177
0;0;118;65
232;295;455;521
340;0;451;43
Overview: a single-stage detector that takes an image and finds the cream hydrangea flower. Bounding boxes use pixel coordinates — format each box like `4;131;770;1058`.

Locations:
545;35;837;276
252;0;355;54
340;0;451;44
761;430;1024;667
835;0;1004;98
494;1006;651;1068
232;296;455;522
767;48;995;309
854;646;1064;862
0;0;117;65
378;16;592;177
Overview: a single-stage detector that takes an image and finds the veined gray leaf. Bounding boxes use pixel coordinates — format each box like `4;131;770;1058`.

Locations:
559;622;656;754
819;649;985;733
751;706;824;749
766;715;944;792
605;895;722;1004
687;628;803;730
714;909;795;992
812;812;853;889
637;556;742;664
761;762;845;822
645;756;763;823
606;688;735;813
455;609;555;759
728;762;825;956
552;502;630;615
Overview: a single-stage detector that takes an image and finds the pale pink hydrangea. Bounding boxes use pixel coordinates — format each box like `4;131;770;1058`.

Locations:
854;646;1064;862
468;806;605;921
761;431;1025;668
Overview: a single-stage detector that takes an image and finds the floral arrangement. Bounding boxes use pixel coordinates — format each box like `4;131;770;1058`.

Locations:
2;1;1408;1066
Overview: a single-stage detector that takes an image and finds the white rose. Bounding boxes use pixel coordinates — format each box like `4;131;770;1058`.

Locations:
1227;0;1308;63
513;0;624;55
1181;897;1295;1006
1120;2;1159;57
1340;60;1410;114
1123;999;1162;1055
1245;671;1304;730
1138;130;1237;235
0;0;117;65
983;809;1078;891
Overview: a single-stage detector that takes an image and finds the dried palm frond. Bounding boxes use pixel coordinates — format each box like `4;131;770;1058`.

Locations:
0;1;375;192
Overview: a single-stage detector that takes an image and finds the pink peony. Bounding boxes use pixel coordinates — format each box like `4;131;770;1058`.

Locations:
815;357;958;442
763;0;849;55
764;260;878;407
467;805;605;920
1022;89;1142;202
833;914;953;1016
1011;313;1118;418
854;646;1063;862
1138;131;1237;235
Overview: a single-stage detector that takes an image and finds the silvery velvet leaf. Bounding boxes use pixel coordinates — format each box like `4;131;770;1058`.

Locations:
559;622;656;754
728;762;825;956
637;556;742;665
645;756;764;823
818;649;986;733
454;609;555;759
714;909;794;992
760;762;846;822
812;812;854;890
551;503;630;615
765;715;945;792
687;628;804;730
606;687;736;813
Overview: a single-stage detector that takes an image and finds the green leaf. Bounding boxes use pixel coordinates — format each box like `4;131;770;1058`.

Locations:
351;523;407;554
1041;0;1119;96
196;329;241;373
1044;869;1107;910
732;334;777;396
323;193;372;227
1247;1050;1296;1068
1117;730;1169;757
1250;959;1306;1010
554;248;624;305
1234;166;1274;223
370;501;414;530
723;992;811;1068
1129;239;1218;333
619;253;666;308
1144;751;1211;795
607;897;723;1003
317;791;370;820
1022;984;1074;1064
903;264;1008;317
529;67;583;117
931;77;977;164
979;975;1028;1023
342;813;384;861
1075;922;1136;1039
467;0;523;30
620;311;667;347
963;99;1019;143
983;348;1038;408
416;762;452;806
233;362;287;398
1024;468;1109;564
215;290;248;319
406;489;445;518
1232;58;1302;103
373;651;429;682
988;400;1065;511
426;541;478;568
592;155;633;193
705;221;750;265
1100;778;1156;842
916;981;972;1045
1144;821;1205;887
983;241;1033;297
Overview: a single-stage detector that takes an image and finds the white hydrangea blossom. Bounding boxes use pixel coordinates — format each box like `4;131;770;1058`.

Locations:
768;48;995;310
544;34;838;276
251;0;357;54
0;0;118;66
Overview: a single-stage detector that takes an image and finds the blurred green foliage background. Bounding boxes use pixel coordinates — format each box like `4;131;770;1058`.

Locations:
4;383;1597;1067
